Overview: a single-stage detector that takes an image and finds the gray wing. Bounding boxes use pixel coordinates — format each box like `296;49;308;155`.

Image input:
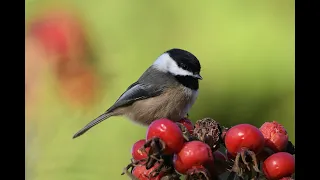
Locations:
106;81;164;113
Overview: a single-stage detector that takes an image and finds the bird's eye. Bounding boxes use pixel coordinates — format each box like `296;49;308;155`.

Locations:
180;63;187;69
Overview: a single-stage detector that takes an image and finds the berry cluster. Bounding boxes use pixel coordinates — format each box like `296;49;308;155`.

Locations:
121;118;295;180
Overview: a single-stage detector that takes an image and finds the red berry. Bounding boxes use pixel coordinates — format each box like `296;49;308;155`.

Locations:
260;121;289;152
146;118;185;154
132;163;163;180
178;118;194;134
263;152;295;180
131;139;149;161
225;124;265;157
173;141;214;174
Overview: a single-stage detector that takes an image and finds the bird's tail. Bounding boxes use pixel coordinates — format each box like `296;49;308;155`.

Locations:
72;113;113;139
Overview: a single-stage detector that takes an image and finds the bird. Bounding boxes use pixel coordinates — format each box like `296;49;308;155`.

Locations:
73;48;202;139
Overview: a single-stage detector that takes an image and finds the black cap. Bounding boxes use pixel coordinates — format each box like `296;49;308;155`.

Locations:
166;48;201;74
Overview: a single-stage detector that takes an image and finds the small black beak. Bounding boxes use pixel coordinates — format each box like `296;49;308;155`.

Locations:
194;74;203;80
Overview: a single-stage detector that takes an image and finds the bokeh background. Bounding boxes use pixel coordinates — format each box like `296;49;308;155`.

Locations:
25;1;294;180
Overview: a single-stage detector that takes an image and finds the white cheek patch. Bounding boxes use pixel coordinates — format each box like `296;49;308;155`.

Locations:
153;53;193;76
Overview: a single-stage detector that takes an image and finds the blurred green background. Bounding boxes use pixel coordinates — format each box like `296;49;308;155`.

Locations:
25;0;294;180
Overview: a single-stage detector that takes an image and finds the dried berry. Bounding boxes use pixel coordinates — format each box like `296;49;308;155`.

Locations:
193;118;222;151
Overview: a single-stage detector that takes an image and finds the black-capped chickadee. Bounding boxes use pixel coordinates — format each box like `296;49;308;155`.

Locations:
73;48;202;139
